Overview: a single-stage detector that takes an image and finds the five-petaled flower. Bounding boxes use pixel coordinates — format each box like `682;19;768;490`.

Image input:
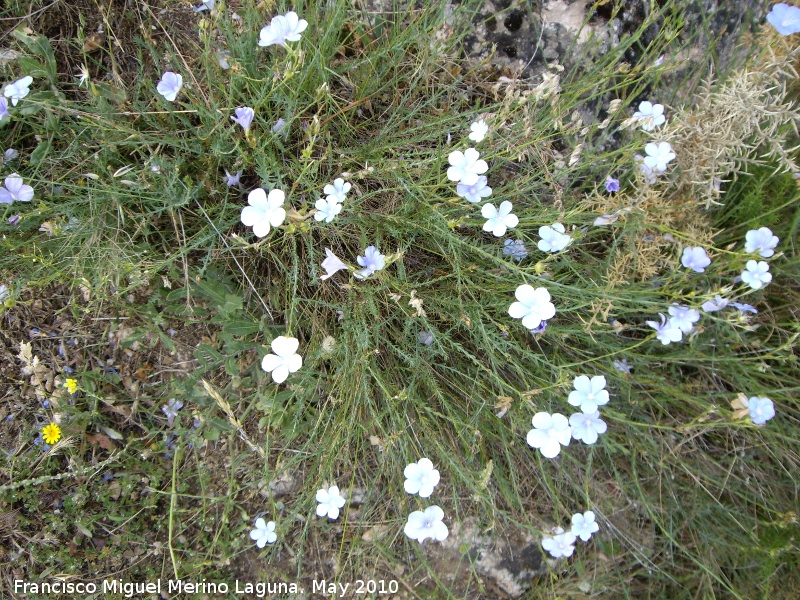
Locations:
681;247;711;273
354;246;386;279
667;304;700;333
503;239;528;261
456;176;492;203
568;375;610;413
569;411;607;444
261;336;302;383
241;188;286;237
0;173;34;205
646;313;682;345
508;285;555;330
767;3;800;36
404;506;448;543
42;422;61;445
537;223;572;253
644;141;676;173
259;11;308;47
633;101;666;131
744;227;779;258
701;294;729;313
526;412;571;458
741;260;772;290
316;485;346;520
324;178;351;203
314;196;343;223
249;518;277;548
482;201;518;237
748;396;775;425
231;107;255;132
320;248;349;280
468;120;488;142
404;458;440;498
571;511;600;542
156;72;183;102
542;527;576;558
447;148;488;185
3;76;33;106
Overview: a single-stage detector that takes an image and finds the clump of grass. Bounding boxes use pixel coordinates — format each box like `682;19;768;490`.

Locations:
1;0;798;598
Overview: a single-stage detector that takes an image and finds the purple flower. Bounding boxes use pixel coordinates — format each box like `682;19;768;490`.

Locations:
224;170;242;187
7;214;20;226
604;176;620;193
231;107;255;132
0;98;9;120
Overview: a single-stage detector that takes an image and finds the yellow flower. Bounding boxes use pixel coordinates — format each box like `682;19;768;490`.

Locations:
42;423;62;445
65;378;78;394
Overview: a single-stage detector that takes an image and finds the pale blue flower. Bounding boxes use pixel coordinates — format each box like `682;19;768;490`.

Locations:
537;223;572;253
0;173;34;204
503;239;528;261
156;71;182;102
403;458;440;498
741;260;771;290
767;3;800;36
314;196;343;223
526;412;571;458
3;76;33;106
259;11;308;47
320;248;349;281
604;176;620;193
447;148;487;185
468;119;488;142
732;302;757;314
354;246;386;279
231;107;255;132
272;118;288;136
633;101;665;131
667;304;700;333
568;375;609;413
0;98;9;120
748;396;775;425
418;331;434;346
316;485;346;520
456;176;492;203
635;154;659;184
404;506;448;543
570;511;600;542
249;518;277;548
569;411;607;444
323;178;351;203
681;247;711;273
542;528;576;558
646;313;682;345
481;201;518;237
508;285;555;330
241;188;286;238
644;141;675;172
744;227;779;258
701;294;729;313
